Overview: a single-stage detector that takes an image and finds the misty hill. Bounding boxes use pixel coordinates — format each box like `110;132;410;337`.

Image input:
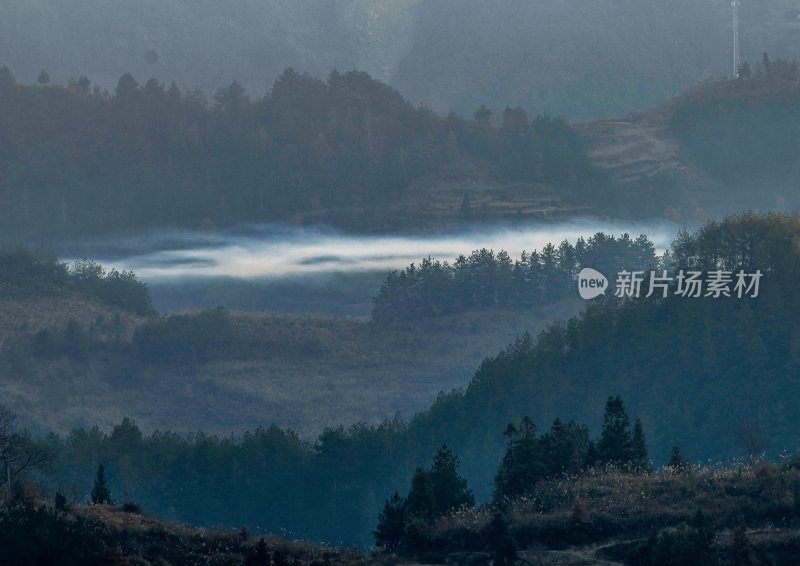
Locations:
3;59;800;240
0;244;582;437
576;69;800;219
0;247;151;342
23;211;800;547
402;213;800;490
0;65;598;239
3;0;799;120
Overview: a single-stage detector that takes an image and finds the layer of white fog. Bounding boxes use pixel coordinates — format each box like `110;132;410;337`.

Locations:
66;219;683;315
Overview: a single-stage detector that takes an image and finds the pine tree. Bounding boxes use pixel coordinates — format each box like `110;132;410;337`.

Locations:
584;440;599;469
54;490;69;512
37;70;50;85
597;396;633;467
737;61;751;79
494;418;546;500
474;104;493;125
374;492;407;552
669;445;690;472
631;418;650;472
90;464;113;505
406;468;436;522
429;445;474;515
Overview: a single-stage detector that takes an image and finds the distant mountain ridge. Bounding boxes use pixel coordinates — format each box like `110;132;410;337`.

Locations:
3;0;799;119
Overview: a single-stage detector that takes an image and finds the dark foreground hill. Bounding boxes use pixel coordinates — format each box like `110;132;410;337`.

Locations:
11;459;800;564
393;459;800;565
0;497;371;565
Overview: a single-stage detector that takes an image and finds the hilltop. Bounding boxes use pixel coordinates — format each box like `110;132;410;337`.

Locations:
575;73;800;220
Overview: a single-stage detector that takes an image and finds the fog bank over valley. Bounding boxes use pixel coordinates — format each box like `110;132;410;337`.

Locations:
64;219;681;314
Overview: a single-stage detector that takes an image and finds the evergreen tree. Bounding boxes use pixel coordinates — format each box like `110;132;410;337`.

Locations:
494;418;545;501
429;445;474;515
544;418;590;475
405;468;435;522
373;492;407;552
597;396;633;467
90;464;113;505
737;61;751;79
474;104;493;125
631;418;650;472
668;445;690;472
584;440;599;469
37;70;50;85
54;490;68;512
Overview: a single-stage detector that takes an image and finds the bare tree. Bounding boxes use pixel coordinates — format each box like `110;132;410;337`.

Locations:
0;405;47;503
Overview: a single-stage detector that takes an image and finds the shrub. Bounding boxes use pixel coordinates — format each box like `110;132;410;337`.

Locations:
120;501;142;514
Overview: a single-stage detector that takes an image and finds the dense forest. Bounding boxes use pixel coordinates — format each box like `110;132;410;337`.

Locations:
0;212;795;548
3;58;800;240
10;399;800;563
0;64;598;238
372;233;656;323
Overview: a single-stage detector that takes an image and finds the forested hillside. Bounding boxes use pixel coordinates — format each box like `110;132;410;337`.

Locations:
4;60;800;239
18;212;800;547
372;233;656;323
0;65;598;238
0;241;585;437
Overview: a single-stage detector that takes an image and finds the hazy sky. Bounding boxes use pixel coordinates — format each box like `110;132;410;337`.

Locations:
5;0;790;119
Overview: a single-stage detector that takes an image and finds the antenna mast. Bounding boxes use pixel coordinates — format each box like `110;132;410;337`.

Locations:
732;1;741;77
